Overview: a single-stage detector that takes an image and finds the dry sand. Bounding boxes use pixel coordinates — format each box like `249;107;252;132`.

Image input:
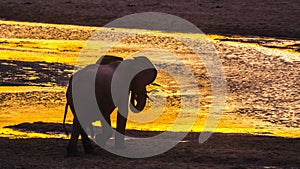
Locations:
0;0;299;38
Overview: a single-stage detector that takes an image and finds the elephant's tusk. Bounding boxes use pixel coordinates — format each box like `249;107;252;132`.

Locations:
147;89;159;93
150;82;161;86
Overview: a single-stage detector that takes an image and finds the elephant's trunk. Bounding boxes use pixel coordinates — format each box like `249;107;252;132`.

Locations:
129;90;147;113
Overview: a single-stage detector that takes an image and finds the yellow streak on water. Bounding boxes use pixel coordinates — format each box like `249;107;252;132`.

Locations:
0;39;83;65
1;86;299;139
0;20;99;30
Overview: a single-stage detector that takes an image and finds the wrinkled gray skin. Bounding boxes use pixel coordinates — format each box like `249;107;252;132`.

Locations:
64;55;157;156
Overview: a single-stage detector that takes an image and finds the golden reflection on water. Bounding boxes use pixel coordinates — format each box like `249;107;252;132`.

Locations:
0;128;67;139
1;86;299;139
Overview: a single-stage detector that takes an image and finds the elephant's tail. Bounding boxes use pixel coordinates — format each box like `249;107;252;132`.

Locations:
63;102;69;136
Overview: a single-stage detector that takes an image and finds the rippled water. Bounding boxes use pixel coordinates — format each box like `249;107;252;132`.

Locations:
0;24;299;138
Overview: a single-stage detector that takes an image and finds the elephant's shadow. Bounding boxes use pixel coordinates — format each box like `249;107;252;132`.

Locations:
70;128;164;157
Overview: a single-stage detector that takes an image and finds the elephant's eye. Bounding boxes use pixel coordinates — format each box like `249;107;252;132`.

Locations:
134;93;138;99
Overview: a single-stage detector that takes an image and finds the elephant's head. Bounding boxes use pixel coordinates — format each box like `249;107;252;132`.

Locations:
129;57;157;113
129;67;157;113
111;56;157;114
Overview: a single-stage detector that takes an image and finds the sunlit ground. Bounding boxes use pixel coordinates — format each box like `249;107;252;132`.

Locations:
0;20;299;139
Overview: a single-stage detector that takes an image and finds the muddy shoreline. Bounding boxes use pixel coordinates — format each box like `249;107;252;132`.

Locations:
0;132;299;169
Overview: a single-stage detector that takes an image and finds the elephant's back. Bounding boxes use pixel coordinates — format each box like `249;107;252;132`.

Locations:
95;62;121;85
95;62;121;110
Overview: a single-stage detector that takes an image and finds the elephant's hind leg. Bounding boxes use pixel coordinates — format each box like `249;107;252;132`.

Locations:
80;127;94;154
66;117;81;157
96;115;113;147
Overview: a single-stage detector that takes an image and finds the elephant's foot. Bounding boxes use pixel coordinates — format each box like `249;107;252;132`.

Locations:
114;139;126;149
95;134;110;147
114;143;126;149
115;132;126;149
66;146;80;157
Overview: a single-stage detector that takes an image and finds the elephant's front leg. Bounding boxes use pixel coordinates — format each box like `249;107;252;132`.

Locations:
66;117;80;156
115;111;127;148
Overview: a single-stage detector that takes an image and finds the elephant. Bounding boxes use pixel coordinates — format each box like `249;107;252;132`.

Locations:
63;55;157;156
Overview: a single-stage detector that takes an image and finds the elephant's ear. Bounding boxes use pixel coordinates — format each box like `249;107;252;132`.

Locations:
96;55;123;65
132;56;157;85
